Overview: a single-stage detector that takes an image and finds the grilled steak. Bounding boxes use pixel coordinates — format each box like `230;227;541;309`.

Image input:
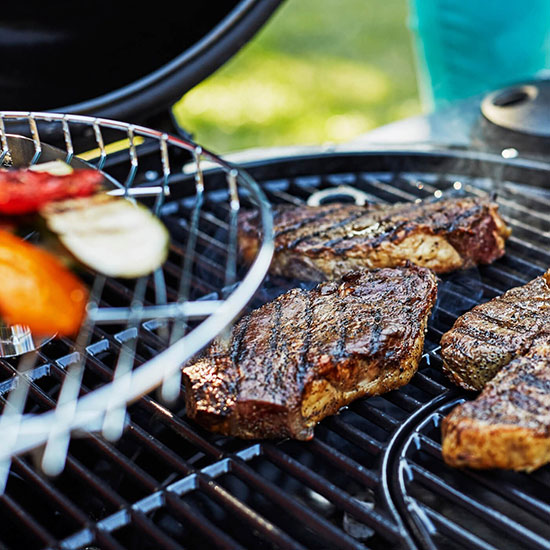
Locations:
441;269;550;391
182;265;437;440
239;196;510;281
442;344;550;471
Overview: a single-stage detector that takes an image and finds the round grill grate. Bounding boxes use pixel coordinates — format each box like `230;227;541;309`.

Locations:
0;111;273;483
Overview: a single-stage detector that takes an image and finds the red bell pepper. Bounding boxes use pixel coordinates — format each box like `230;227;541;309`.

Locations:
0;168;102;214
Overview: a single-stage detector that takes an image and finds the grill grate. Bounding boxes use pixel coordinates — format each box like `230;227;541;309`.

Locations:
1;148;550;549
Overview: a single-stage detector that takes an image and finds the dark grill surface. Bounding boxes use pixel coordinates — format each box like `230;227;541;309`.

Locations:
1;150;549;550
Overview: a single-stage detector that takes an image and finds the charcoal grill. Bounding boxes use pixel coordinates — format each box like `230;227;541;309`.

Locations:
2;4;550;548
0;135;548;549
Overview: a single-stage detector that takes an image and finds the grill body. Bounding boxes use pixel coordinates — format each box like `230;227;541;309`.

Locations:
1;148;550;550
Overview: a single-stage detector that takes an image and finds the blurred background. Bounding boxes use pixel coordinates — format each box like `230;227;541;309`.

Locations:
173;0;421;154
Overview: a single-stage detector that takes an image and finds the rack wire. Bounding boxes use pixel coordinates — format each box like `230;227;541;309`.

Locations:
0;111;273;483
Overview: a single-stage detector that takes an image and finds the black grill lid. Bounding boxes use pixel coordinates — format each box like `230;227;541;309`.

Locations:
0;0;283;124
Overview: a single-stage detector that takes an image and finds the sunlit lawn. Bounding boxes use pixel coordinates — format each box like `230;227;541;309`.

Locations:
173;0;421;154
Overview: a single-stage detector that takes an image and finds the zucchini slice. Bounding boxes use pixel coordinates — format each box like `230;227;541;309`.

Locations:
28;160;74;175
40;193;170;278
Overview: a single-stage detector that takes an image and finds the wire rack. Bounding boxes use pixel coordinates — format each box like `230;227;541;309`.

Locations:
0;111;273;485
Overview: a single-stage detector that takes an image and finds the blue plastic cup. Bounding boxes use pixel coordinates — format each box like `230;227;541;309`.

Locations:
408;0;550;110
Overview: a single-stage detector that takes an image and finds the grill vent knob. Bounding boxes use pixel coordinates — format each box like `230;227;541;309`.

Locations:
481;81;550;138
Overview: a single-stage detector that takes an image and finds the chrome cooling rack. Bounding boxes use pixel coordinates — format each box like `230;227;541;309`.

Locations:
0;111;273;484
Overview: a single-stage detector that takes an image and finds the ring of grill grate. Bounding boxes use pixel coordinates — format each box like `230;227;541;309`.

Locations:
1;149;549;550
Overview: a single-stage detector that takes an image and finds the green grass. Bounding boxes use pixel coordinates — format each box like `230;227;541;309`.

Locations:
173;0;421;154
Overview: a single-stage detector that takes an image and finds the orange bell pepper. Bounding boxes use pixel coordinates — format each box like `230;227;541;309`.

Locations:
0;230;88;336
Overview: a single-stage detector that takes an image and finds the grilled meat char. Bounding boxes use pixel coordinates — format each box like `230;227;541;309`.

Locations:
238;197;510;281
182;265;437;440
442;344;550;471
441;270;550;391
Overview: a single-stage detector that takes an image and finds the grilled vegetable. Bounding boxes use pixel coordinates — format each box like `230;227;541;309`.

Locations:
0;165;102;214
0;230;88;336
28;160;75;176
40;193;170;278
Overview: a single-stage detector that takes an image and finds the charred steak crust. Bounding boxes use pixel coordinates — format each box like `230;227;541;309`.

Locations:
442;344;550;472
238;197;510;281
441;270;550;391
182;265;438;440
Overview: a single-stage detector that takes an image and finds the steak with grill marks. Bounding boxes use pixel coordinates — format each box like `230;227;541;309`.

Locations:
441;270;550;391
442;344;550;471
182;265;437;440
238;196;510;281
